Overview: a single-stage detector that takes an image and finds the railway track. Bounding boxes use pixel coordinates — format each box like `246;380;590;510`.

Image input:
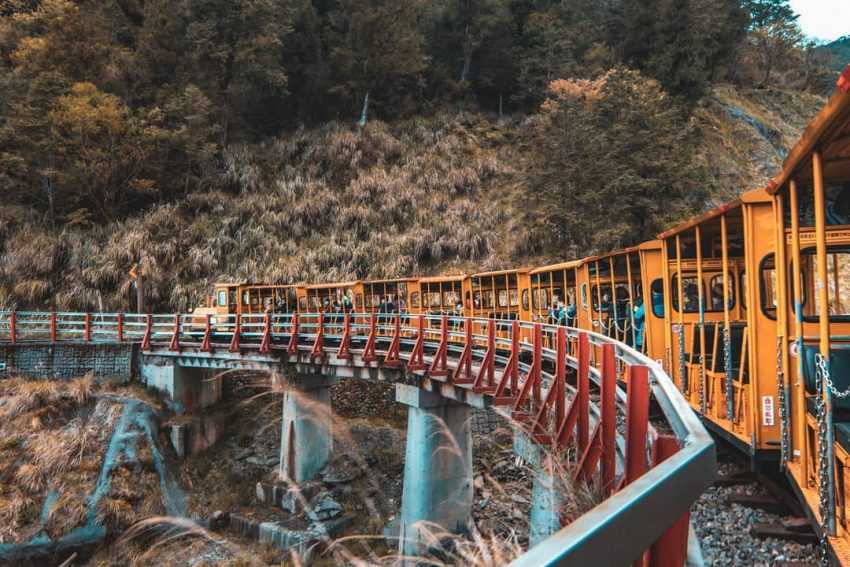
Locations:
692;439;819;567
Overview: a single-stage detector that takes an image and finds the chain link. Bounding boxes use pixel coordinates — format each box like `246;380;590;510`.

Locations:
815;354;831;566
677;325;687;393
777;336;790;466
818;352;850;399
724;326;734;422
699;349;706;413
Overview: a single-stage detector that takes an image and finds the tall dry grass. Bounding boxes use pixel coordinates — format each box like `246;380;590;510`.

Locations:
0;112;519;311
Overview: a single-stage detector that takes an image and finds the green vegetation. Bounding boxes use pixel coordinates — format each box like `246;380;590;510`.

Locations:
0;0;845;310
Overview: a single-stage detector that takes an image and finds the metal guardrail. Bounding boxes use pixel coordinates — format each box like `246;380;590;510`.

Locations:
0;310;714;566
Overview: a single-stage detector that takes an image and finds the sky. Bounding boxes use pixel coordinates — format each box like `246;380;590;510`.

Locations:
789;0;850;42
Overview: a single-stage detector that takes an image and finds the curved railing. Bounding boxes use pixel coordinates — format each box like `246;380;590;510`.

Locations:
0;311;714;567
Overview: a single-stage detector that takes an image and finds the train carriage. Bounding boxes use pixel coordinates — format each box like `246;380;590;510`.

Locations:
767;70;850;562
361;278;420;313
297;281;363;313
528;261;582;326
470;269;532;321
658;189;780;460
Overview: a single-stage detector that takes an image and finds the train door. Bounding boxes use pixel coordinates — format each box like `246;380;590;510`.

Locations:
639;241;666;363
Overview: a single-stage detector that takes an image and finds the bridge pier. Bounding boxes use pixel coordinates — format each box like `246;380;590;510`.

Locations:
140;359;222;414
396;383;473;557
279;374;335;483
514;430;564;546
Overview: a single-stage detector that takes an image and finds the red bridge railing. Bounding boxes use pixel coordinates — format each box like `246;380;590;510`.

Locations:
0;310;714;567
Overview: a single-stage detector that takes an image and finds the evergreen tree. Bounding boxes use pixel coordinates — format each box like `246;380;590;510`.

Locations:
740;0;803;86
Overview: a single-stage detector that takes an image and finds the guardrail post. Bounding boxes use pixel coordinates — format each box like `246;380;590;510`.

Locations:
337;312;352;359
626;365;650;484
407;314;426;370
142;314;152;351
473;319;496;393
493;320;520;404
383;314;402;367
260;311;272;354
310;313;324;360
601;343;617;494
201;313;212;352
84;313;92;342
649;436;689;567
555;326;567;425
116;312;124;342
169;314;181;352
362;313;377;362
454;318;474;384
285;313;297;355
512;322;542;418
428;315;449;377
230;314;242;353
49;311;57;342
9;311;16;344
577;332;590;453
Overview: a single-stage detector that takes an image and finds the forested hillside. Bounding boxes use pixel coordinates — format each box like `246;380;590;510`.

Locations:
0;0;845;311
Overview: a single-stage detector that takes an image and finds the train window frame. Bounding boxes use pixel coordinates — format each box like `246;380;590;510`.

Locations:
670;274;705;313
590;283;630;313
522;289;529;311
410;292;420;308
581;284;588;309
650;278;664;318
708;273;736;312
799;246;850;322
759;254;778;319
217;290;227;308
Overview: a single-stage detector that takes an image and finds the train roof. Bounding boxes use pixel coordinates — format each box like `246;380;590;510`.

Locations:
362;277;419;285
304;280;361;290
529;259;584;274
768;64;850;194
656;188;769;240
472;267;531;278
418;274;469;283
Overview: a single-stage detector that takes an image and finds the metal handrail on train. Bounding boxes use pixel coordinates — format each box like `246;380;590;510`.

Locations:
0;310;714;567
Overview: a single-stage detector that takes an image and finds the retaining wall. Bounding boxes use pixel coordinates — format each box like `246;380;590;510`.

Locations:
0;343;136;381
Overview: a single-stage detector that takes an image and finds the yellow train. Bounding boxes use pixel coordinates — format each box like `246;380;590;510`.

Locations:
196;67;850;562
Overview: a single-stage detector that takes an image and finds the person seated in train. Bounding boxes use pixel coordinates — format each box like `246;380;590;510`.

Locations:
651;290;664;317
275;294;286;313
633;298;645;351
556;302;569;326
386;296;397;314
548;302;560;325
322;298;331;313
378;297;388;313
342;291;353;313
684;284;699;312
398;296;407;313
565;302;577;327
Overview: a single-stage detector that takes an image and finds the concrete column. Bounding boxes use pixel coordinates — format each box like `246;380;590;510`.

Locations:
513;429;564;547
396;384;473;557
140;360;222;414
279;375;334;483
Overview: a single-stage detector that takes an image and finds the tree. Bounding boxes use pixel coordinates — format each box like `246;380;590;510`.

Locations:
47;82;155;222
326;0;426;121
740;0;803;86
185;0;292;142
613;0;747;97
531;68;708;254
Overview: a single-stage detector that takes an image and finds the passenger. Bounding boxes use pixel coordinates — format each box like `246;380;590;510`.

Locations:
342;291;353;313
557;302;568;326
565;302;577;327
386;296;397;314
548;302;559;325
633;297;645;351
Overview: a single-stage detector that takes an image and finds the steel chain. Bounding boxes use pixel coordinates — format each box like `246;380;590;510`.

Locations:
818;352;850;399
678;326;687;393
699;350;706;413
816;354;830;566
776;336;790;466
724;326;734;422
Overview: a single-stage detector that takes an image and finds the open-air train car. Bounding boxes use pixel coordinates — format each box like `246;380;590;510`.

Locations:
657;190;779;461
767;70;850;562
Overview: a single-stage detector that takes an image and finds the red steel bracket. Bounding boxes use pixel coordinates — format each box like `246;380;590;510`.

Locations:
230;314;242;353
9;311;16;344
625;365;650;485
512;323;542;417
337;313;352;360
169;314;181;352
649;436;688;567
428;315;449;377
84;313;92;342
201;313;212;352
310;313;324;359
493;320;521;405
601;343;617;494
260;312;272;354
142;314;152;352
116;312;124;342
383;315;402;367
49;312;57;342
286;313;298;355
362;314;377;362
407;314;426;371
454;318;474;384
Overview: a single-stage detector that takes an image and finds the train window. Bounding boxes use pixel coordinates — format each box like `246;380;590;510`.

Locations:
671;275;703;313
522;289;529;311
708;274;735;311
533;289;548;309
355;294;363;308
427;292;441;308
299;297;307;310
649;279;664;318
759;255;778;318
581;284;588;309
510;289;518;307
242;291;250;305
444;290;460;307
591;284;630;312
498;290;509;308
410;292;420;308
809;249;850;319
217;290;227;307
